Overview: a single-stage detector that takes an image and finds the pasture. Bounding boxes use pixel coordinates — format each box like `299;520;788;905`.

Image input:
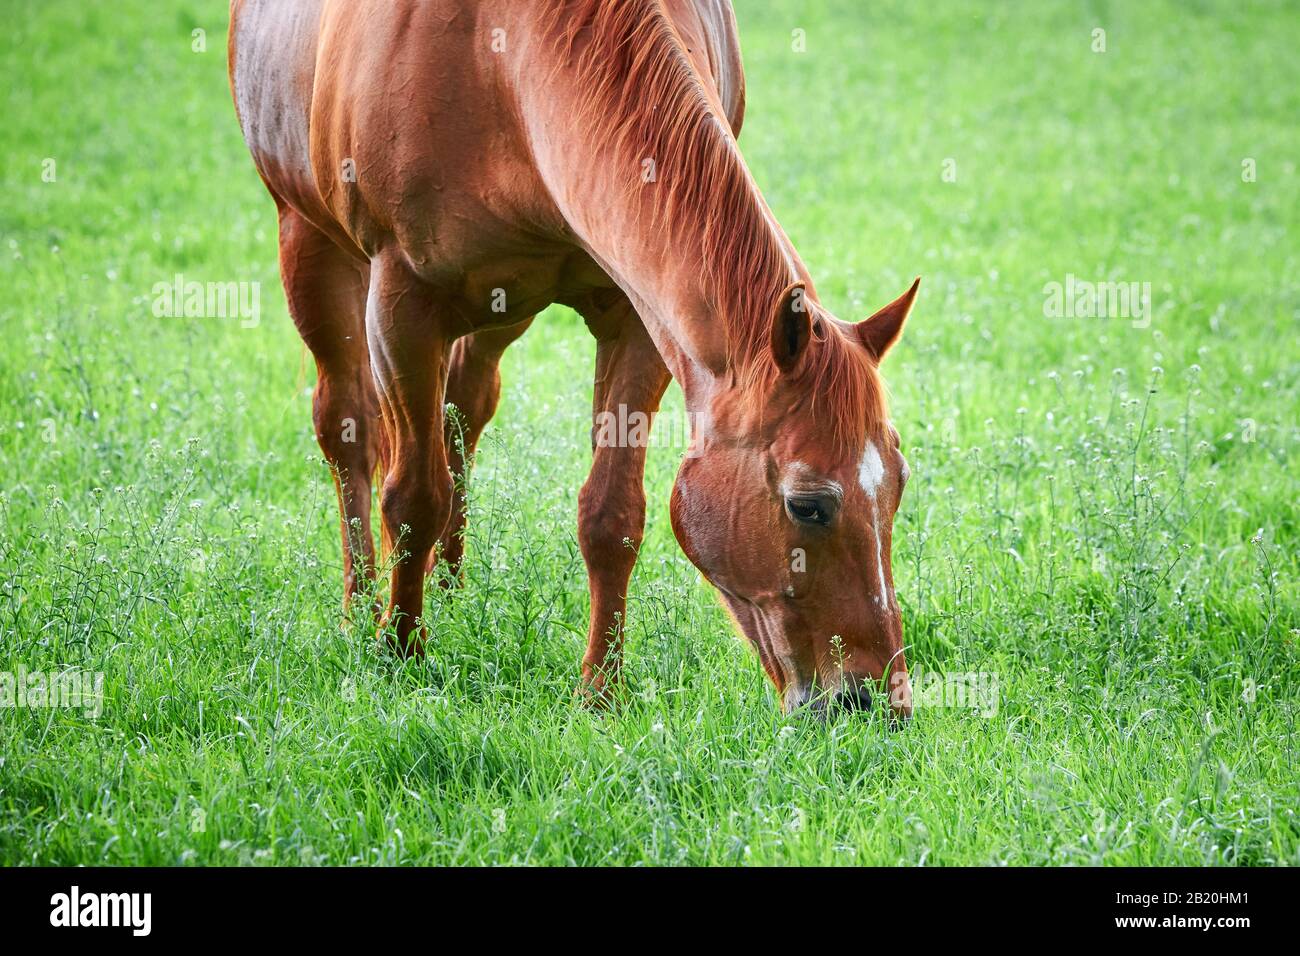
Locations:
1;0;1297;865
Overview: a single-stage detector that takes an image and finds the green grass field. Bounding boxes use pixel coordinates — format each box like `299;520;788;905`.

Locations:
1;0;1297;865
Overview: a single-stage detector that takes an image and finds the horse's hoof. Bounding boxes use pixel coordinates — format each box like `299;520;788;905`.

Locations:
575;677;616;710
376;619;426;659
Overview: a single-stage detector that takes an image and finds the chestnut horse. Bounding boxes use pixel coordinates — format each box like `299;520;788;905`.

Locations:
229;0;918;717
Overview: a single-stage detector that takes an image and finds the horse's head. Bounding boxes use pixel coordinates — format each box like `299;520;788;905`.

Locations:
670;279;918;720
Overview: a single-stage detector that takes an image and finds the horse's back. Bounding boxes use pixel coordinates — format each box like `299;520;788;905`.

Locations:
229;0;747;266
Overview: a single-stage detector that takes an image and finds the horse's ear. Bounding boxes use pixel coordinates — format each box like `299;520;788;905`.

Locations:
769;280;812;375
856;277;920;361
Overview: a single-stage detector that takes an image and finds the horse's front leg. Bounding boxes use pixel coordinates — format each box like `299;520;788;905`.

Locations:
366;253;457;657
576;295;671;701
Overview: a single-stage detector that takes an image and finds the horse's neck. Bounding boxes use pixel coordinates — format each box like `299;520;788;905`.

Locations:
521;16;807;410
583;145;806;409
584;241;744;394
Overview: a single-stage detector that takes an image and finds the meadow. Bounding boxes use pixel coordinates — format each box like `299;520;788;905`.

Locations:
0;0;1296;865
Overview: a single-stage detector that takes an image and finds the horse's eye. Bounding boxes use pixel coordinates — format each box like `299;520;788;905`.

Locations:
786;496;830;526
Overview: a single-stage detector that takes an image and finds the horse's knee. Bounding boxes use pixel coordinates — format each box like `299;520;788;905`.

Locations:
312;372;378;472
381;466;452;554
578;481;645;570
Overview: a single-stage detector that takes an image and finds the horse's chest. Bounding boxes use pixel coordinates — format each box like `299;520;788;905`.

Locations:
393;222;598;326
450;250;577;325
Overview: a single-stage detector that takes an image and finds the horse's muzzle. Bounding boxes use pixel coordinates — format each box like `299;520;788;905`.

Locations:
833;684;875;712
784;680;910;725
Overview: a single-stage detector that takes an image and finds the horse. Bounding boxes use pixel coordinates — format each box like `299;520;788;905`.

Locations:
228;0;919;718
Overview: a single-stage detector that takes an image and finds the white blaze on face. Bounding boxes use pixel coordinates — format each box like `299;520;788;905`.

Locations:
857;442;885;498
858;440;890;608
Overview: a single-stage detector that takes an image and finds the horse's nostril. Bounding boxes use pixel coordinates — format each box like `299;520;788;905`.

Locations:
834;684;874;712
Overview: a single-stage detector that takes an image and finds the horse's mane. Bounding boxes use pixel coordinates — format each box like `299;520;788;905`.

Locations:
548;0;888;450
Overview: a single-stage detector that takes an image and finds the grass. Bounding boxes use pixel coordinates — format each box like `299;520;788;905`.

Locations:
0;0;1296;865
